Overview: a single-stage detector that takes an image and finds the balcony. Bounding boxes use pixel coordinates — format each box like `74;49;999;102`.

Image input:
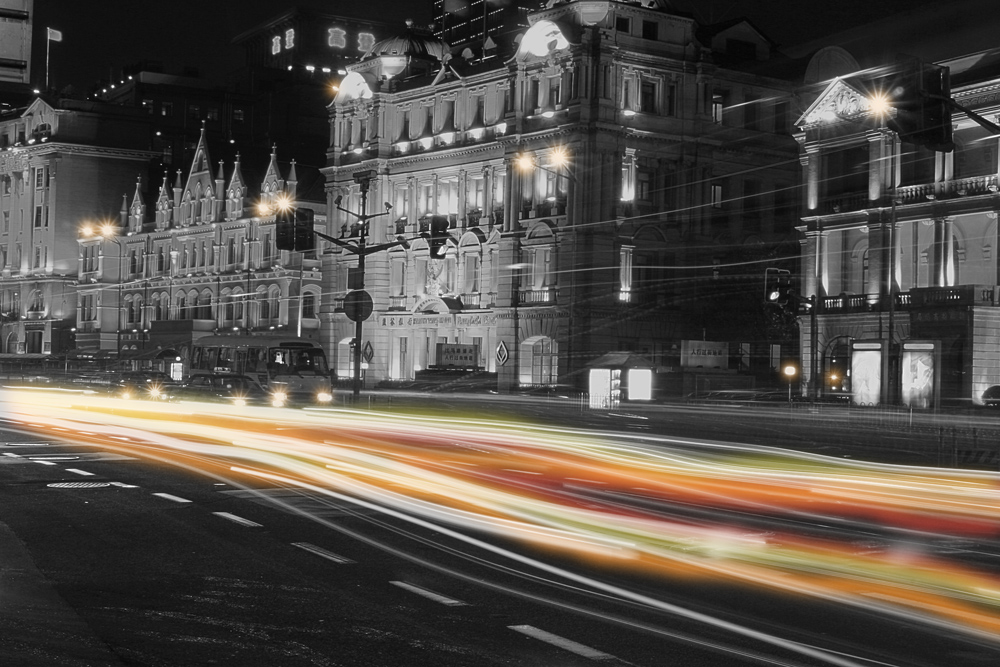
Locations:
518;288;555;304
821;285;1000;314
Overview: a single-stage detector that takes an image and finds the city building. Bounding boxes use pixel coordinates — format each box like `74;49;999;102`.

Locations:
74;126;327;364
791;2;1000;407
324;0;801;395
0;96;157;357
0;0;32;87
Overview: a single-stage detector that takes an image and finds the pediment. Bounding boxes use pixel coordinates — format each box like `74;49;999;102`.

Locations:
797;77;876;129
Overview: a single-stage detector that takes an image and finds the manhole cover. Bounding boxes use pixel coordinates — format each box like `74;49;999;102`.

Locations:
47;482;111;489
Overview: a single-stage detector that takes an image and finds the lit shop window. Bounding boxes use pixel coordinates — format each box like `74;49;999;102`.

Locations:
285;29;295;49
272;36;281;55
358;32;375;52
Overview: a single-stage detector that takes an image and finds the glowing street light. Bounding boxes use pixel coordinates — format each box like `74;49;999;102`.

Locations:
784;364;797;404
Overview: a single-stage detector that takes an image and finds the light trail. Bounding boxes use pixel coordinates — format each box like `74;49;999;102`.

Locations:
3;387;1000;659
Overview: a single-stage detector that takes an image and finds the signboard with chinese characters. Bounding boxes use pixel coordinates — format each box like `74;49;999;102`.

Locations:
437;343;479;368
680;340;728;369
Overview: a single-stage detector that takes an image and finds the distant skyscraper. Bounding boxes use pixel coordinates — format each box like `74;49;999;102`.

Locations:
0;0;33;86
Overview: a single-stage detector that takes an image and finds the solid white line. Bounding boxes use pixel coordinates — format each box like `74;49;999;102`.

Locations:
212;511;262;527
33;460;57;466
390;581;467;606
291;542;354;564
2;453;21;457
508;625;617;661
152;492;192;503
66;468;95;476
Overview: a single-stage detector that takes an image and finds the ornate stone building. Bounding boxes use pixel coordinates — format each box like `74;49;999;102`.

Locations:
75;127;326;363
324;0;801;392
795;42;1000;407
1;96;156;358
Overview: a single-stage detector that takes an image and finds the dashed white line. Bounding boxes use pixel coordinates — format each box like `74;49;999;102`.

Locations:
33;460;57;466
2;453;21;458
390;581;467;606
66;468;95;476
508;625;618;661
152;493;192;503
291;542;354;564
212;512;262;527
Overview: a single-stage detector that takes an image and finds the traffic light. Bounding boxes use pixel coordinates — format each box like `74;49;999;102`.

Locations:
764;269;791;306
885;59;954;152
275;206;295;251
428;215;450;257
294;208;315;252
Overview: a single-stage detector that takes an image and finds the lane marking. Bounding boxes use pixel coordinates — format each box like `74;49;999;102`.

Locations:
212;512;262;527
66;468;95;476
508;625;617;661
1;442;49;447
152;492;192;503
109;482;139;488
34;460;57;466
3;453;21;458
390;581;467;606
291;542;355;564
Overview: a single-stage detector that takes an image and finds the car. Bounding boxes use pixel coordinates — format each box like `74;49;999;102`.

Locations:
114;371;176;400
170;373;272;407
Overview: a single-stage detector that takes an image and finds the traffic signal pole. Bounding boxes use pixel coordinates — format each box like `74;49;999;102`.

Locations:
316;170;408;403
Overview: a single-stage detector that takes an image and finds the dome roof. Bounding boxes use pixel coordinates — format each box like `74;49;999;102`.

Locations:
363;20;451;63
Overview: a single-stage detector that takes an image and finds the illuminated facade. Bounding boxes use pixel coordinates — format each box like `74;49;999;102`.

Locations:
795;45;1000;407
324;1;800;392
0;0;32;86
74;127;326;362
0;97;156;356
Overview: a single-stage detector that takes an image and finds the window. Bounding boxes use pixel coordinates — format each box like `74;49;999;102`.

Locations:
744;94;759;130
161;102;173;117
271;36;281;55
712;93;725;123
206;107;219;121
615;16;631;33
188;104;200;120
639;81;656;114
142;99;154;114
641;20;658;40
636;169;652;202
34;167;45;189
773;100;789;134
2;211;8;233
302;292;316;318
464;254;480;293
33;206;43;228
664;83;676;116
711;183;724;208
233;108;245;123
33;247;41;268
390;257;406;297
284;29;295;50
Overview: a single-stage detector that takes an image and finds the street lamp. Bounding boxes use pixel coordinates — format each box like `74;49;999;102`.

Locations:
783;364;797;404
81;222;126;364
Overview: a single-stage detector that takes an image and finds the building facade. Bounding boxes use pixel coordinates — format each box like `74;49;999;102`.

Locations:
1;96;156;357
324;0;801;393
75;128;327;364
795;43;1000;407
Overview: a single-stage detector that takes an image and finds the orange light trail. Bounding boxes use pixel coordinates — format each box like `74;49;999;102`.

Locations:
4;387;1000;646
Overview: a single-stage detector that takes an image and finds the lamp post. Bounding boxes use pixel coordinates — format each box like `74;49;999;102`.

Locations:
317;170;407;403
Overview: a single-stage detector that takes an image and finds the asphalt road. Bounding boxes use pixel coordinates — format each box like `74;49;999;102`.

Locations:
2;392;999;667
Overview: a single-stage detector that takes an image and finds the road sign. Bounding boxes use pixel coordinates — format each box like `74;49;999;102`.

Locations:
496;340;509;366
362;341;374;363
343;289;374;322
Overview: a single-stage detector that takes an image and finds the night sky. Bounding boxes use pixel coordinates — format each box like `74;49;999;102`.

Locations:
28;0;941;95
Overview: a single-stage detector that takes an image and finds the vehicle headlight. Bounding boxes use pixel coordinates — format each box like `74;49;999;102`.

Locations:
317;391;333;403
148;387;162;399
121;390;132;400
272;391;287;407
233;397;248;407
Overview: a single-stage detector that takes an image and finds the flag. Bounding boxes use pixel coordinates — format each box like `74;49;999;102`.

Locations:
47;28;62;42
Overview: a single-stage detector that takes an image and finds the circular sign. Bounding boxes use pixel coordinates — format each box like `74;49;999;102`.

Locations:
343;290;374;322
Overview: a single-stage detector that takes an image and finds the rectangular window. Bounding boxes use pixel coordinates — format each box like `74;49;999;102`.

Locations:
711;183;724;208
3;211;9;233
206;107;219;121
33;205;43;228
188;104;200;120
464;254;480;293
161;102;173;117
142;99;154;114
641;20;658;40
712;93;725;123
773;100;789;134
744;94;759;130
615;16;631;33
639;81;656;114
233;108;245;123
665;83;676;116
636;170;652;202
34;167;45;189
